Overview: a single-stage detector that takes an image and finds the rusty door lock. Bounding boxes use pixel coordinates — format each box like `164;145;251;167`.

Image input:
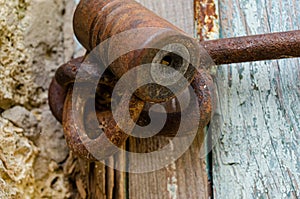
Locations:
48;0;300;160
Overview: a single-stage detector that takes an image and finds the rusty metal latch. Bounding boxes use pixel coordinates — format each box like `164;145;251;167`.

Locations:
48;0;300;161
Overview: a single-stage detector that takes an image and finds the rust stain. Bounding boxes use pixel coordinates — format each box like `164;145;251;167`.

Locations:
194;0;219;41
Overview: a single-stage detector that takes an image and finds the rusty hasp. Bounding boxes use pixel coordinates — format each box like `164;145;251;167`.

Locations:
48;0;300;160
63;88;144;161
49;56;146;160
49;52;213;160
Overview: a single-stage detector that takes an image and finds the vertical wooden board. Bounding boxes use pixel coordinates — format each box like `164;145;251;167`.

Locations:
128;133;209;199
70;2;202;198
213;0;300;198
70;1;123;199
129;1;210;199
136;0;194;35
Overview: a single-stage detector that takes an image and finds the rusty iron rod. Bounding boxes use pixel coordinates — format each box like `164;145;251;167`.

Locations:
201;30;300;65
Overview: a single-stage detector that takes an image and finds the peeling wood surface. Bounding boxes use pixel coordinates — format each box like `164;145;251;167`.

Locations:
212;0;300;198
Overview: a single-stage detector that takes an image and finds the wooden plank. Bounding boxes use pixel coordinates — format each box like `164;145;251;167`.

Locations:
128;134;209;199
128;1;210;199
137;0;194;36
213;0;300;198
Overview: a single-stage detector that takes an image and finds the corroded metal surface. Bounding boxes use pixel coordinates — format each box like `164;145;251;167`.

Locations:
48;78;67;122
63;88;144;160
50;57;145;160
138;69;214;137
49;55;214;160
49;0;300;160
200;30;300;65
73;0;200;102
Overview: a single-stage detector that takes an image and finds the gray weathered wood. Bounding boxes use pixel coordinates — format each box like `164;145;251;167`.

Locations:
129;1;210;199
213;0;300;198
137;0;194;36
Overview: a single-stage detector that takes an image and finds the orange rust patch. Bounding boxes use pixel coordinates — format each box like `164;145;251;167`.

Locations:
194;0;218;41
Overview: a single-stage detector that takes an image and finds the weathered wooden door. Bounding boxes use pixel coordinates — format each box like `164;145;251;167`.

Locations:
71;0;300;198
212;0;300;198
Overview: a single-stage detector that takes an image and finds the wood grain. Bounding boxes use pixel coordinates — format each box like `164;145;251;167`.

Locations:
136;0;194;36
129;1;210;199
213;0;300;198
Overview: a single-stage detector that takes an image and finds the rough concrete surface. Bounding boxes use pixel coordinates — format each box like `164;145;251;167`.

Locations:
0;0;76;198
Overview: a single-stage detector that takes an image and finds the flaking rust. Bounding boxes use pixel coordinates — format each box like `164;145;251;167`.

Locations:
49;0;300;161
194;0;219;41
73;0;201;103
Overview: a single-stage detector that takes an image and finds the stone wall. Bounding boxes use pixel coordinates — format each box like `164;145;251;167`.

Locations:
0;0;76;197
